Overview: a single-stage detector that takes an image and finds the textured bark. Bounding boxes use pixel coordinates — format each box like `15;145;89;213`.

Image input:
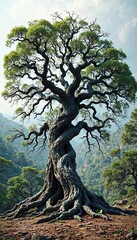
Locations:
1;100;130;223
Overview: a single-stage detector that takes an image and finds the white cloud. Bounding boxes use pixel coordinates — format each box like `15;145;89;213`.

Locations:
8;0;130;32
9;0;101;23
119;18;137;44
9;0;33;19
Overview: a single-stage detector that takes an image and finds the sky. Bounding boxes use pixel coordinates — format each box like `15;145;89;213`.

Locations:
0;0;137;117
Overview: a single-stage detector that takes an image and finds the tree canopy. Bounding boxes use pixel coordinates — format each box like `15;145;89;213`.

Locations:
2;13;137;149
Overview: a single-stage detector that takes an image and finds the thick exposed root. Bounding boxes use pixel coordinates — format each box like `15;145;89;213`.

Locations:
83;205;109;220
35;196;128;224
1;183;130;224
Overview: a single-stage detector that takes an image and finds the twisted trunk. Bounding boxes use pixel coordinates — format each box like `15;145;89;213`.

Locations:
1;98;129;222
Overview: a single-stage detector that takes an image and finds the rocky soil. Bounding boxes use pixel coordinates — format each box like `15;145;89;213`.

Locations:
0;204;137;240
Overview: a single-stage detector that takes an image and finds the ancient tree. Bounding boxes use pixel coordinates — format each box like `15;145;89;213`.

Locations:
1;13;137;222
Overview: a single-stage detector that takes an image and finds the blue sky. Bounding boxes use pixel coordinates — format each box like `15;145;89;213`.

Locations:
0;0;137;115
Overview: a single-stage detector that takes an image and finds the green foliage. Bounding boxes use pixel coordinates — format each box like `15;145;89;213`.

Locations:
78;117;137;203
0;114;47;213
1;14;137;161
6;26;27;46
0;183;9;212
0;157;14;211
0;157;13;176
0;135;25;181
122;108;137;145
28;124;37;132
103;108;137;201
0;113;47;169
103;149;137;192
77;128;123;197
103;48;126;60
27;19;55;42
110;148;121;158
2;14;137;124
7;166;45;204
15;107;24;115
0;165;45;212
7;176;29;203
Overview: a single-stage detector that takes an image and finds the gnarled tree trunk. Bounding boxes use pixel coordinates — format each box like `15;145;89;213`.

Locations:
1;101;128;223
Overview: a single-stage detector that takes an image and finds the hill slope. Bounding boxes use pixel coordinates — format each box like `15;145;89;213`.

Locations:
76;128;124;200
0;113;47;169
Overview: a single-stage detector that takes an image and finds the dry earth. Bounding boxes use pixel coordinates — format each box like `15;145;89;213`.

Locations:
0;204;137;240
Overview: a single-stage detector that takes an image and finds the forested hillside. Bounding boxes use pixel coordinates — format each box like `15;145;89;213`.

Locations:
0;114;33;178
0;113;47;169
77;128;124;202
0;113;47;213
